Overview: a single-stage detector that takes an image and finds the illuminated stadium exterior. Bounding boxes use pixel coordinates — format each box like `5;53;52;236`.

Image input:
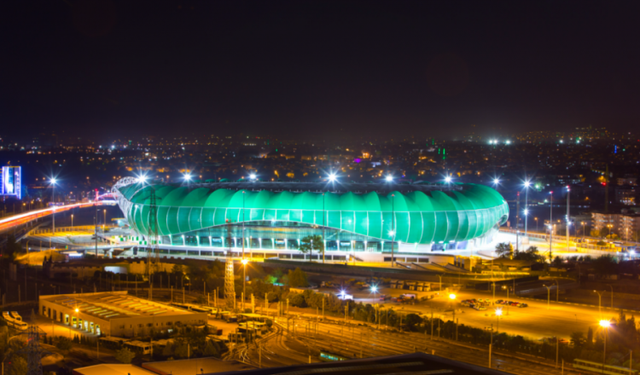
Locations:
113;178;508;262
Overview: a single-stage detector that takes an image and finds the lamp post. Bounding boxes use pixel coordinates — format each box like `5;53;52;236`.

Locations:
103;209;107;231
600;319;610;370
524;180;531;237
581;221;586;240
549;191;553;259
242;258;248;311
449;293;458;340
50;177;57;236
502;285;509;315
543;284;551;310
71;214;74;229
608;285;614;309
535;217;538;233
495;308;502;334
566;185;571;251
606;224;614;239
594;290;604;318
391;193;396;267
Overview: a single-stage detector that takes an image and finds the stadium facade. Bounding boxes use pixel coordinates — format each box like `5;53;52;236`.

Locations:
113;178;508;263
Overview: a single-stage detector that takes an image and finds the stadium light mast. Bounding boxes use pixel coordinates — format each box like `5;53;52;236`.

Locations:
323;172;337;264
566;185;571;252
49;177;57;249
524;180;531;237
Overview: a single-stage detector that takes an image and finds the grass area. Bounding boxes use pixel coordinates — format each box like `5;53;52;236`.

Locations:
15;250;66;265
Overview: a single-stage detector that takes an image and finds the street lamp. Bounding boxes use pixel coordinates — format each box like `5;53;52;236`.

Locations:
581;221;586;240
606;224;614;239
183;173;192;182
501;285;509;315
449;293;458;340
524;180;531;237
599;319;610;368
495;308;502;334
50;177;57;236
249;173;257;180
535;217;538;232
103;209;107;231
242;258;248;310
385;175;393;182
594;290;604;318
71;214;74;229
328;173;337;183
543;284;551;310
445;176;452;184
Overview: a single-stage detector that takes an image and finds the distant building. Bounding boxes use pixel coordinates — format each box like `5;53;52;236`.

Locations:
615;186;637;206
591;211;640;240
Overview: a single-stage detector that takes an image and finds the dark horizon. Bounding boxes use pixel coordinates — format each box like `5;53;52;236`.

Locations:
2;0;639;139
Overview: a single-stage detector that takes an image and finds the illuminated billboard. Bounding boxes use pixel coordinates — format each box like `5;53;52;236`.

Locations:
1;166;22;200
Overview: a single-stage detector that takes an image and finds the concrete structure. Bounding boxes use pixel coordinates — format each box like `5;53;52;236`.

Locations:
39;292;207;337
113;178;508;263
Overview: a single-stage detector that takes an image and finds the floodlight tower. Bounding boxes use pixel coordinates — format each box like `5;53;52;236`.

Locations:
524;180;531;237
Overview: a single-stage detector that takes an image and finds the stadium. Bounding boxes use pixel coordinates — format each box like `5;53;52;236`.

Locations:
113;178;508;263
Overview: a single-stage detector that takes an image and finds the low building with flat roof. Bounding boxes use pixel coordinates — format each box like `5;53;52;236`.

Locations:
39;291;207;337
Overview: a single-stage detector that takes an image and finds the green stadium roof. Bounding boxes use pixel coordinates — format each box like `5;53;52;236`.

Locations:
116;183;508;244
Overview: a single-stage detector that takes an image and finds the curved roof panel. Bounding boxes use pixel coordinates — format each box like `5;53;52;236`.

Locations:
116;182;508;244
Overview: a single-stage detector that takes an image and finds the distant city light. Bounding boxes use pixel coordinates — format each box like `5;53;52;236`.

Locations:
50;177;57;185
493;178;500;185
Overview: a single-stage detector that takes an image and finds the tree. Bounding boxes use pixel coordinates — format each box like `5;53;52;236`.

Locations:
495;243;513;259
289;293;306;307
115;348;136;364
592;255;618;278
8;357;27;375
590;229;600;238
56;337;73;351
570;332;585;348
298;235;324;261
287;268;309;287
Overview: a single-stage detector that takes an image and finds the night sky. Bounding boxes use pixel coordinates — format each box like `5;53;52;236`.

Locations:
2;0;639;139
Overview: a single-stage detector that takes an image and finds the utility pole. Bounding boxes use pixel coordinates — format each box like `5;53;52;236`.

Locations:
549;191;553;261
516;191;520;251
566;185;571;252
391;194;395;267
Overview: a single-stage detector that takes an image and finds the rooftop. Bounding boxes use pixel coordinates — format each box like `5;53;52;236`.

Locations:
39;292;195;321
142;358;255;375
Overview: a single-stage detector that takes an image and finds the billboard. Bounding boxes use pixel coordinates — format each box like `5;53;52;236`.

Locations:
1;166;22;200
